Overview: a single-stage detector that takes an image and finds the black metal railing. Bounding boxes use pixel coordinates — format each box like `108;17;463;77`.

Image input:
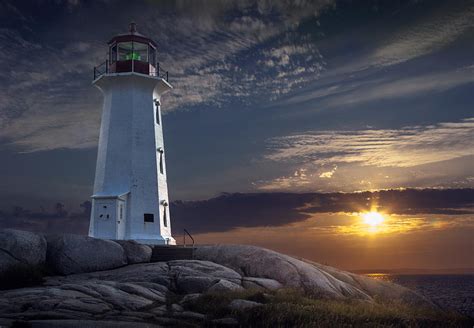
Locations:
183;229;195;248
183;229;195;259
93;60;169;82
93;60;108;80
150;62;169;81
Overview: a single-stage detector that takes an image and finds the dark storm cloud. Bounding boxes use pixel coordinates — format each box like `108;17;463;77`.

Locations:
1;189;472;235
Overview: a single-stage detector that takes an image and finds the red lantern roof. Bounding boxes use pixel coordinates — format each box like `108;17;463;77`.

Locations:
108;22;157;47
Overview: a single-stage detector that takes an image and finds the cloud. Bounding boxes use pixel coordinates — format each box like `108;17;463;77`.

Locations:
0;1;332;152
319;166;337;178
370;4;474;67
282;66;474;109
2;189;472;235
265;118;474;168
172;189;474;233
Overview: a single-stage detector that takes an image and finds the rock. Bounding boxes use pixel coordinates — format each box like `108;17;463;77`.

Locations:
46;262;171;287
196;245;433;307
46;234;127;275
0;229;47;272
305;259;433;307
176;275;218;293
115;240;152;264
242;277;283;290
169;260;242;293
28;319;161;327
228;299;262;311
85;281;154;310
179;293;202;305
172;311;205;320
211;317;239;326
56;298;112;314
169;260;242;283
196;245;372;299
116;282;166;302
207;279;244;293
170;303;184;312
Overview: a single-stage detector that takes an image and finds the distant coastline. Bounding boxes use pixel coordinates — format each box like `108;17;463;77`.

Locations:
353;268;474;275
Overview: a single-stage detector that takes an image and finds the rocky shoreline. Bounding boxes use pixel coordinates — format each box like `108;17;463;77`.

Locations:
0;229;451;327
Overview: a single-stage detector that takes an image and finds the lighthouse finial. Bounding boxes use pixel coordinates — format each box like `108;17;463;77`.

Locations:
129;22;137;34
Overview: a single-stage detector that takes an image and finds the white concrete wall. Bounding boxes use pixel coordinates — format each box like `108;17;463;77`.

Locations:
89;73;175;244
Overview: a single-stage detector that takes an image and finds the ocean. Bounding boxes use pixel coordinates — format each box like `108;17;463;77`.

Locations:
365;274;474;318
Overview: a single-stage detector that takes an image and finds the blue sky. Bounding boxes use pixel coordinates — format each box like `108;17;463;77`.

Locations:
1;1;474;271
0;0;473;208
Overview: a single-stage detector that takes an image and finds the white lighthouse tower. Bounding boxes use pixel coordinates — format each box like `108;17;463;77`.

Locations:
89;23;175;245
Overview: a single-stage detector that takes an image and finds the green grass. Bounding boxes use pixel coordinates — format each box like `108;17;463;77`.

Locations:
185;289;473;328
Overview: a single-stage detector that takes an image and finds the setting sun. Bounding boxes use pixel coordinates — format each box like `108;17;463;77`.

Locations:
362;211;385;226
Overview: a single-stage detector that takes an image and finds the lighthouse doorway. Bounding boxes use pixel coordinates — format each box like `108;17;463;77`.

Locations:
93;199;116;239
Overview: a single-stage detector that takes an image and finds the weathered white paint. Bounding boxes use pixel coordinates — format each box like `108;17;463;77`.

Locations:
89;72;175;245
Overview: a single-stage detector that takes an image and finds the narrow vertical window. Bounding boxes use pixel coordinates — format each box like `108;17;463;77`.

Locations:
158;147;164;174
161;200;168;227
160;153;163;174
119;205;123;219
154;99;160;125
163;207;167;227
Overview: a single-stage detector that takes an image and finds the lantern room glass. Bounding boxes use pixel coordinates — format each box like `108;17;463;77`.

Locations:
116;42;149;62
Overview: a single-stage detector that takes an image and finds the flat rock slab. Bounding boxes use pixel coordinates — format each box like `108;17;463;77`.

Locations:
47;262;171;287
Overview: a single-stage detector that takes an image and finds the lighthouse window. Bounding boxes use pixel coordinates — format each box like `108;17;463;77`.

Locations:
110;44;117;63
144;213;154;222
118;42;133;61
159;152;164;174
163;207;168;227
133;42;148;62
149;46;156;67
155;104;160;125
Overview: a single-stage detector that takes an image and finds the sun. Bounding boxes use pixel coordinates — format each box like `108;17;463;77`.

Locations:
362;211;385;226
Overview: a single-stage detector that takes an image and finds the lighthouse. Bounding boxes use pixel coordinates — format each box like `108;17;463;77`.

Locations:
89;23;175;245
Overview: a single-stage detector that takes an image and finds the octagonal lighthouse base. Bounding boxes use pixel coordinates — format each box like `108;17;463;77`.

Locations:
88;72;175;246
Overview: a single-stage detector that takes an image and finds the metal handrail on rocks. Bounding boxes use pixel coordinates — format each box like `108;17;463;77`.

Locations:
183;229;195;259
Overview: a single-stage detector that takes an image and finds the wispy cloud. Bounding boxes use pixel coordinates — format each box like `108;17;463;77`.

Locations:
283;66;474;109
256;118;474;191
0;1;332;152
266;118;474;167
370;4;474;67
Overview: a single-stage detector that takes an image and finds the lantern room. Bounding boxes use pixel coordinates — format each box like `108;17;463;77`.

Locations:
94;23;168;80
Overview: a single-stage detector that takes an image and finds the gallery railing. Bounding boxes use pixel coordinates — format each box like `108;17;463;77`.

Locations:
93;60;169;82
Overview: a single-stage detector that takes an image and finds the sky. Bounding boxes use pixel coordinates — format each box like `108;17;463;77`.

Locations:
0;0;473;271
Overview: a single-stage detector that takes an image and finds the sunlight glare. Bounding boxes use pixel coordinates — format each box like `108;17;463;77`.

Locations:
362;211;385;227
